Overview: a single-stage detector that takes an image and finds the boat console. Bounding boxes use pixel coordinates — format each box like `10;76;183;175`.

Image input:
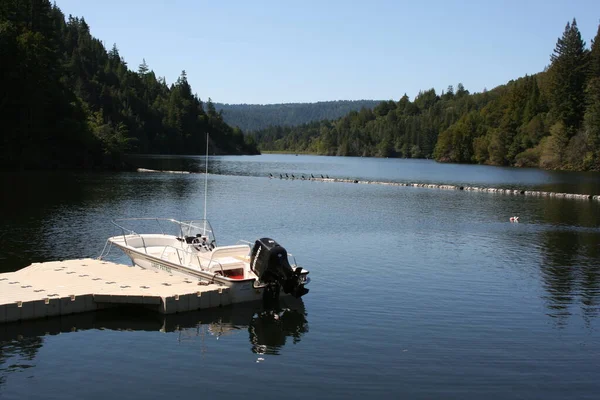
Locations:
250;238;309;299
179;235;214;252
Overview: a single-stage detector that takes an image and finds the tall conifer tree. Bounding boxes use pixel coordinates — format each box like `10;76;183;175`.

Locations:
583;23;600;168
548;19;589;132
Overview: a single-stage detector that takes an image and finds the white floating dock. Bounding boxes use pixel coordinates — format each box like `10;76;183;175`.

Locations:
0;258;232;323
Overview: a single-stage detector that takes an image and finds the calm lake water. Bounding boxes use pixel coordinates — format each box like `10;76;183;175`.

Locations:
1;155;600;399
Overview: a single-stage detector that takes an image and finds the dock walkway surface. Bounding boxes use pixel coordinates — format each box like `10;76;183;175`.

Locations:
0;258;231;324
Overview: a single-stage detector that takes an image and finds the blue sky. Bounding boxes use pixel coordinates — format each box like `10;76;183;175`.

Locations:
54;0;600;105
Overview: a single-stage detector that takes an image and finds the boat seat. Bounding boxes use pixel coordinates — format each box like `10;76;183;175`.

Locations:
207;256;245;272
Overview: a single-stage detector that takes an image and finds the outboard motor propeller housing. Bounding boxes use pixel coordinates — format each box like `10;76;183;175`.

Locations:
250;238;309;299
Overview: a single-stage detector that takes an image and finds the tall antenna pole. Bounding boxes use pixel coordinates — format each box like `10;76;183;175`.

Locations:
203;132;209;224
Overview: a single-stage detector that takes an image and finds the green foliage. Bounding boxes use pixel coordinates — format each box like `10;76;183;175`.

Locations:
539;123;566;169
582;26;600;170
548;19;589;133
254;85;497;161
0;0;97;169
514;147;541;168
1;0;258;170
583;77;600;168
434;110;485;163
589;25;600;79
251;19;600;172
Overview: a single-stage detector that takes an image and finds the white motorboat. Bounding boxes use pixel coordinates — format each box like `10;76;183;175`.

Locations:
103;218;310;303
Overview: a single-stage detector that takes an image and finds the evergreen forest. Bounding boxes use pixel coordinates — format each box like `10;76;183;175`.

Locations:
3;1;599;173
215;100;383;132
1;0;258;170
253;19;600;171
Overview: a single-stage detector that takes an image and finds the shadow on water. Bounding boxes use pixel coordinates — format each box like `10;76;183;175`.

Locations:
0;297;308;386
0;171;200;273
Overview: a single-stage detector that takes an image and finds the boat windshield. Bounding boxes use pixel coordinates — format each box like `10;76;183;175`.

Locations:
179;220;216;243
111;218;217;245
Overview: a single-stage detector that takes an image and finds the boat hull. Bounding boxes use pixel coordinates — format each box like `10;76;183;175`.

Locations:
113;242;304;303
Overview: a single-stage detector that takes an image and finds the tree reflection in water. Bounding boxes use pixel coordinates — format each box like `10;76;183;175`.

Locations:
539;228;600;327
0;336;43;387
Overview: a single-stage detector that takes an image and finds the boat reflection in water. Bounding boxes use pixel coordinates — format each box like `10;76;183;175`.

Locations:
174;296;309;356
0;296;309;362
248;298;308;355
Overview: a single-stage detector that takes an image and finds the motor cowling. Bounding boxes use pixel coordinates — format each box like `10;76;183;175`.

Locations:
250;238;309;298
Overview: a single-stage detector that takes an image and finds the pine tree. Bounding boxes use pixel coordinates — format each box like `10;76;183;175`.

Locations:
138;58;149;75
456;83;469;98
548;19;589;132
108;43;119;61
589;23;600;79
583;23;600;168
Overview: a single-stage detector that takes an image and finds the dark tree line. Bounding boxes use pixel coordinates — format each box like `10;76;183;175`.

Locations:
0;0;258;170
215;100;383;132
253;19;600;171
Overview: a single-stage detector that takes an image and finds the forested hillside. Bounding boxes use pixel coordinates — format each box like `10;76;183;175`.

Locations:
215;100;382;132
0;0;258;170
253;19;600;171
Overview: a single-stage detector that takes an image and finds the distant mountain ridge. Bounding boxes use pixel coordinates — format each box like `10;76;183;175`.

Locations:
215;100;383;132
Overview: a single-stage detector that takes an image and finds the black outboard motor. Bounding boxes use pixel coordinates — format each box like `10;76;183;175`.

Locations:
250;238;309;299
